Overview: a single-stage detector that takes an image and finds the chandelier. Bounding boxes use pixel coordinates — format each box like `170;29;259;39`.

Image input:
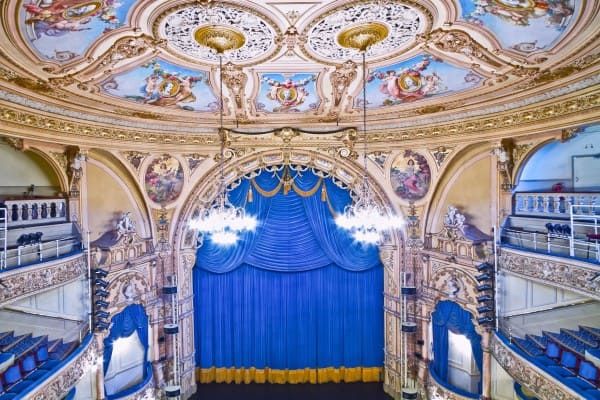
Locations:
189;24;257;245
335;22;404;244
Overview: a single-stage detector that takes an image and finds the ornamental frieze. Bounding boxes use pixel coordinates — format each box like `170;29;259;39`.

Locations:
0;75;598;147
498;247;600;300
28;335;99;400
0;255;85;306
492;334;581;400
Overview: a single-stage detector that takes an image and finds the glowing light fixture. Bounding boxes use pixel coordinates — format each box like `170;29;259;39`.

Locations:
335;22;403;244
189;23;256;245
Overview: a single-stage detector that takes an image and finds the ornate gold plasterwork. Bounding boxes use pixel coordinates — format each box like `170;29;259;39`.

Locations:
492;334;581;400
0;89;597;146
26;336;99;400
123;151;150;170
498;247;600;300
424;29;504;68
0;255;85;306
516;52;600;90
194;25;246;54
276;25;307;56
427;375;475;400
511;143;534;164
337;22;390;52
90;35;155;71
221;61;248;112
330;60;357;108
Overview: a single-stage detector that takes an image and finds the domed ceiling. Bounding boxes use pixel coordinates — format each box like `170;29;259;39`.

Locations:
0;0;597;137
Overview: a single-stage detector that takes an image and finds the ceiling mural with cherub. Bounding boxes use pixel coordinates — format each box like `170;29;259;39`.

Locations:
20;0;137;62
459;0;577;53
363;55;482;108
2;0;595;129
100;59;214;112
256;73;320;113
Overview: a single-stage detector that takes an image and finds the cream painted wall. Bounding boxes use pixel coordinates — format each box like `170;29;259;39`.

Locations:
491;357;517;400
87;163;140;241
438;156;492;232
0;142;60;194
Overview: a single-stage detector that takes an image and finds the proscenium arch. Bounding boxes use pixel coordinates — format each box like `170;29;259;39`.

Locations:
175;149;406;251
174;149;407;386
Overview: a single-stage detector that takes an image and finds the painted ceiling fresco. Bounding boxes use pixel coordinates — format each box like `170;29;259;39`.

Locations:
459;0;577;53
256;73;319;113
101;59;215;112
362;55;482;108
5;0;592;125
21;0;136;62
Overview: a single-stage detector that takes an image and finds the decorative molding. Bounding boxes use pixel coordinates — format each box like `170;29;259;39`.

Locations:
0;74;598;145
512;143;534;164
330;60;357;108
183;153;207;173
425;29;504;68
515;52;600;90
498;247;600;300
221;61;248;118
123;151;150;171
492;334;581;400
0;255;85;306
90;35;155;71
27;335;99;400
427;374;475;400
430;146;452;168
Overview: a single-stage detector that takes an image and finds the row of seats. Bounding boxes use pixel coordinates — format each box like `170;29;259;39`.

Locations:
0;331;78;399
512;326;600;399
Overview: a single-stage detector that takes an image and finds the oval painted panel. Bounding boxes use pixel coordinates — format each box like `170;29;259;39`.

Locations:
144;155;184;204
391;150;431;200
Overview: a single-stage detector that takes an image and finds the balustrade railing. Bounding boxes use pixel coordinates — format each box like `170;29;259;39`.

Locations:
502;202;600;263
514;192;599;218
1;197;67;227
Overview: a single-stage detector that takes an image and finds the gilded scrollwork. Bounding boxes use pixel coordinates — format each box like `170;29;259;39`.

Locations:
0;255;85;306
330;60;357;108
28;336;99;400
492;334;581;400
498;248;600;300
221;61;248;112
427;29;503;68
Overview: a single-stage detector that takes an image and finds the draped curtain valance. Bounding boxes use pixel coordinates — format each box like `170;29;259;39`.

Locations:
195;167;381;273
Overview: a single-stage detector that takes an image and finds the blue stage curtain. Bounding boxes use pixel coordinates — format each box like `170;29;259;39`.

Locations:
431;301;482;395
103;303;150;377
194;168;384;382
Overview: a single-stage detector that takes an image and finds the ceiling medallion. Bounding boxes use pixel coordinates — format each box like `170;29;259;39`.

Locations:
194;25;246;54
337;22;390;52
159;3;277;64
306;1;424;62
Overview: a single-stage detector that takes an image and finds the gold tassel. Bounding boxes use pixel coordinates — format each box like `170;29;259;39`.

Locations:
247;186;253;203
321;181;327;202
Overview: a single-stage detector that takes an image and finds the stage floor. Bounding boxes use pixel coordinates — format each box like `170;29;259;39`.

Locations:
191;382;394;400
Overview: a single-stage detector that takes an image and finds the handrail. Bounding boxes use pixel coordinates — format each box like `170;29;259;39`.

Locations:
0;207;6;270
0;237;82;270
501;227;599;263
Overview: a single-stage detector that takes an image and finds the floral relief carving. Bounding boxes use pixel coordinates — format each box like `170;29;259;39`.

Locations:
94;36;154;70
28;335;99;400
428;29;503;68
492;335;581;400
0;256;85;305
499;248;600;299
330;60;357;108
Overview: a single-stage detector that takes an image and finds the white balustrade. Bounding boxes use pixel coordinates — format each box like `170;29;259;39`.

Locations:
514;192;599;218
2;198;67;227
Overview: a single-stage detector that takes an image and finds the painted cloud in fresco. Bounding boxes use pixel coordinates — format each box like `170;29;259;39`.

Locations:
256;73;319;113
459;0;576;53
100;59;217;112
363;54;482;108
21;0;136;62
